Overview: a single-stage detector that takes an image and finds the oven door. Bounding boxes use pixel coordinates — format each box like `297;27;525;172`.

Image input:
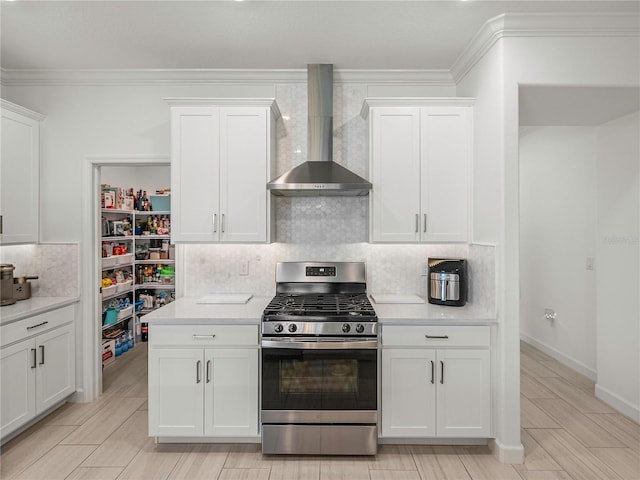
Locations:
261;337;377;423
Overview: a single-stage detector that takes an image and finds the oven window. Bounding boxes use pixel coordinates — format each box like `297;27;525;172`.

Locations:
262;348;377;411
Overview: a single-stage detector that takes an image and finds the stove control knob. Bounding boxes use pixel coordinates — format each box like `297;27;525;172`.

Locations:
274;323;284;333
288;323;297;333
342;323;351;333
355;324;365;334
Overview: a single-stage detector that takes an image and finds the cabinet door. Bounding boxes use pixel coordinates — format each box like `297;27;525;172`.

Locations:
420;107;471;242
219;107;268;243
0;107;39;244
370;107;421;243
36;323;75;413
148;348;204;436
381;348;436;437
436;349;491;437
204;348;259;436
1;339;36;438
171;107;221;242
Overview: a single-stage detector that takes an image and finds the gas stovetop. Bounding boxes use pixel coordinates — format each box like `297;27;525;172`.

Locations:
262;262;377;337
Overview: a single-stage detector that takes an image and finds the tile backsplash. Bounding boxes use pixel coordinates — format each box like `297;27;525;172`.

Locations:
0;243;79;297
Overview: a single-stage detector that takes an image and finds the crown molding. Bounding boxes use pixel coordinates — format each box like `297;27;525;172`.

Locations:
451;12;640;83
0;67;453;87
360;97;475;119
1;13;637;87
0;98;46;121
164;97;282;118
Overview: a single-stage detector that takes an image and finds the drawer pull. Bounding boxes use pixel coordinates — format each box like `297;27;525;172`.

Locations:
192;334;216;340
196;360;202;383
425;335;449;340
27;321;49;330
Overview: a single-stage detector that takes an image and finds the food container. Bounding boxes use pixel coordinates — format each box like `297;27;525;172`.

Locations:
117;305;133;319
103;307;118;325
150;194;171;211
102;340;116;366
102;256;117;268
102;284;117;298
116;280;133;293
117;253;133;265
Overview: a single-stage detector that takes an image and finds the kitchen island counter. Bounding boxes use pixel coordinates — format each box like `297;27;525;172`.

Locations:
143;296;270;325
371;295;496;324
0;296;79;326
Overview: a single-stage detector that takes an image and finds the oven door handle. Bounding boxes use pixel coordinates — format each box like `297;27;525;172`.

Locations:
261;338;378;350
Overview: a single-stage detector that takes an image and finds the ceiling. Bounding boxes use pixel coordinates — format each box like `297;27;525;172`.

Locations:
1;0;639;71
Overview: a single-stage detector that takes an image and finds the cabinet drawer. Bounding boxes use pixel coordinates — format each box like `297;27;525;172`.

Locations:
1;305;74;348
150;324;258;347
382;325;490;348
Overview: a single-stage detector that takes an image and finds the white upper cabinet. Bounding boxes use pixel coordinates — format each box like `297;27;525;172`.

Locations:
0;100;44;245
362;99;473;243
168;99;279;243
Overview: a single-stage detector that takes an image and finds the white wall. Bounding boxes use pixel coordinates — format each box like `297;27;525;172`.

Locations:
595;111;640;421
101;165;171;197
519;127;597;379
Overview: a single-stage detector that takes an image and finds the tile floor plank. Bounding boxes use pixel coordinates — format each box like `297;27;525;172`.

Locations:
526;428;623;480
369;445;416;470
588;447;640;480
9;445;97;480
514;471;575;480
320;459;371;480
521;396;561;429
60;396;146;445
520;342;555;363
0;425;77;479
218;469;271;480
224;444;272;469
410;445;472;479
532;398;626;448
455;446;522;480
166;444;230;480
115;448;183;480
370;470;421;480
585;413;640;451
65;466;124;480
518;429;562;471
521;374;557;399
537;378;617;414
269;457;321;480
521;355;560;379
537;360;595;393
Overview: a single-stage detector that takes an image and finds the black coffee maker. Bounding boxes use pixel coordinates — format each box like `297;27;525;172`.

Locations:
428;258;467;307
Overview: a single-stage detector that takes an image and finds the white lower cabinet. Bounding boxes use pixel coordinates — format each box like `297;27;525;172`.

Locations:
148;324;259;438
381;325;491;438
1;307;76;440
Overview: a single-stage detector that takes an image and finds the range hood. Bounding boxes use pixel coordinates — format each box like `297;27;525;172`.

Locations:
267;64;372;196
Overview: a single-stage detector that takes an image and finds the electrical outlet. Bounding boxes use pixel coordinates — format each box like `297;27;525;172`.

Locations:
240;261;249;276
544;308;557;322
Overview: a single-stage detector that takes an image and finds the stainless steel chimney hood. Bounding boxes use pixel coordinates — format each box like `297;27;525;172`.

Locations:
267;64;372;196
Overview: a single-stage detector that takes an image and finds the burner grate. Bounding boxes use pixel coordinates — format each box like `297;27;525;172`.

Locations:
263;293;375;317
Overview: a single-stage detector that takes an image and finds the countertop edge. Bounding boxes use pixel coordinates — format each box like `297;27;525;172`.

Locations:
0;296;80;326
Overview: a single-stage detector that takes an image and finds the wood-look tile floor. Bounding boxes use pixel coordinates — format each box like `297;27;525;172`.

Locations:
1;341;638;480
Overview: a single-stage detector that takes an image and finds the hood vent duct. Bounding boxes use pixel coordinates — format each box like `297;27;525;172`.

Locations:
267;64;372;196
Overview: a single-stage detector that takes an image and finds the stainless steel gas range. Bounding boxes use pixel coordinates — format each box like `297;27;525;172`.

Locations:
261;262;378;455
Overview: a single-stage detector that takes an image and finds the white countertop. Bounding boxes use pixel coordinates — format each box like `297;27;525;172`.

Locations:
144;295;495;326
371;295;496;324
144;296;271;325
0;296;80;326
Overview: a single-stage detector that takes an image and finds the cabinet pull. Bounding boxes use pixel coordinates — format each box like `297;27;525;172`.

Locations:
415;214;419;233
213;214;217;233
423;214;427;233
196;360;202;384
27;321;49;330
31;348;37;369
192;334;216;340
440;361;444;384
0;214;3;234
425;334;449;340
430;360;435;384
221;214;225;233
39;345;45;365
206;360;211;383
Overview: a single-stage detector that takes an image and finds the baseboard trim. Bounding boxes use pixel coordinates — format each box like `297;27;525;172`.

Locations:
520;333;597;381
489;438;524;464
156;436;261;444
595;384;640;423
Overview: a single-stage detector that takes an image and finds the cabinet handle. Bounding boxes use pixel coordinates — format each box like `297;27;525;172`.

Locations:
206;360;211;383
415;214;419;233
425;335;449;340
430;360;434;384
192;334;216;340
440;361;444;384
196;360;202;384
221;214;225;233
213;214;217;233
31;349;37;369
27;321;49;330
423;214;427;233
0;214;3;234
39;345;45;365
